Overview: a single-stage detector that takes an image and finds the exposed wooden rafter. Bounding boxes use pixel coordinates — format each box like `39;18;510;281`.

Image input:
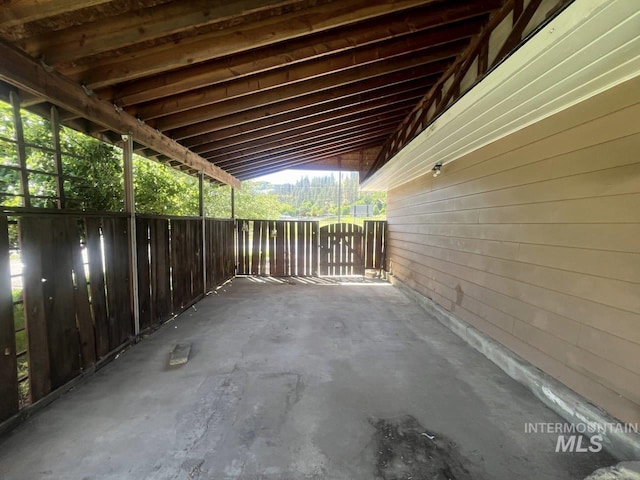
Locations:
107;2;498;107
0;40;240;187
0;0;517;181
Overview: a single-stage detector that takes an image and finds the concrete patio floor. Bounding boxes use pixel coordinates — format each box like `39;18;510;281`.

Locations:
0;277;614;479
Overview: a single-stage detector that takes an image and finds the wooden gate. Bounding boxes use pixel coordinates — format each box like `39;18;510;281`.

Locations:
319;223;364;276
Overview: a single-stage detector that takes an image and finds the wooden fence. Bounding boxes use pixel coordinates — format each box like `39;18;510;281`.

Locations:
236;219;386;277
0;212;234;424
236;220;319;276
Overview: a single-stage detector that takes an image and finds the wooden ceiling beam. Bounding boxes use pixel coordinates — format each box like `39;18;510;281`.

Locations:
0;0;112;29
235;143;382;178
186;86;427;152
287;147;382;172
216;122;399;171
174;74;436;143
195;100;416;157
206;113;407;164
210;121;403;172
63;0;439;88
233;138;387;179
108;2;497;107
19;0;299;65
0;40;239;188
134;26;476;121
153;53;455;132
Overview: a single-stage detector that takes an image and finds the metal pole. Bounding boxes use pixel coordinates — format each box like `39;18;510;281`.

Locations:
122;134;140;337
199;172;207;294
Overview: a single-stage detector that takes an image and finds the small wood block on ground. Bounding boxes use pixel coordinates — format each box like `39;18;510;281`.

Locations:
169;343;191;366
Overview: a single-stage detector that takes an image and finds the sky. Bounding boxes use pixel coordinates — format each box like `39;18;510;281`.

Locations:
253;169;352;185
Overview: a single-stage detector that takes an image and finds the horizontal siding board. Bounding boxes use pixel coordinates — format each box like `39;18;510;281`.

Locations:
390;193;640;225
386;230;640;284
389;237;640;313
389;245;640;346
390;254;583;345
386;223;640;254
388;105;640;211
388;157;640;217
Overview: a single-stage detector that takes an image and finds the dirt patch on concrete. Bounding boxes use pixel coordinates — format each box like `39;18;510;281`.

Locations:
371;416;473;480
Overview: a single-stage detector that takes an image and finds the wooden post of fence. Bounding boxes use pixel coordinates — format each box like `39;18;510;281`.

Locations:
9;91;30;208
122;133;140;337
231;187;235;219
199;172;207;294
50;106;66;210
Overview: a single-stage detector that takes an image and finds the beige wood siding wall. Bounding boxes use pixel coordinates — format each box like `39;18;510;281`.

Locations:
386;77;640;424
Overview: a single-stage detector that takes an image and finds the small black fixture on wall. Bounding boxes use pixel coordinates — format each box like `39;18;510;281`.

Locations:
432;162;443;178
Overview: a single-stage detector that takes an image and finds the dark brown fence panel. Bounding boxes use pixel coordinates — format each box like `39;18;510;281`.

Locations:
150;218;172;326
102;217;133;347
70;222;96;368
236;219;318;277
85;218;110;358
21;216;81;398
205;219;234;289
170;219;203;311
364;220;387;270
136;218;152;331
17;214;134;407
236;220;248;276
0;216;19;422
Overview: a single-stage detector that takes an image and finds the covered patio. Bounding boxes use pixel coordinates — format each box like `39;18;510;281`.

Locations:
0;277;612;479
0;0;638;477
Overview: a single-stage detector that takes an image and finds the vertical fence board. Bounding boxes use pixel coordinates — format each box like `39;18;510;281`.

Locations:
364;222;374;269
374;222;382;269
20;217;52;401
296;221;305;276
171;220;184;311
136;218;152;331
236;221;246;276
251;220;260;275
71;219;96;367
259;221;267;275
268;222;275;275
288;222;296;276
0;216;19;421
103;217;133;348
45;217;80;389
275;221;285;276
85;218;110;358
151;218;171;324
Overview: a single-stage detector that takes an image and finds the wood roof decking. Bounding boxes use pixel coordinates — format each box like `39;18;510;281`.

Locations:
0;0;502;182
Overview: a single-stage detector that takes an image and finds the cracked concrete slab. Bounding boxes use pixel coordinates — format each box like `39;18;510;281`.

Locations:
0;277;615;479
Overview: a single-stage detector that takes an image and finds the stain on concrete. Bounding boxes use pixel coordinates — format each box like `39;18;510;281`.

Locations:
371;416;472;480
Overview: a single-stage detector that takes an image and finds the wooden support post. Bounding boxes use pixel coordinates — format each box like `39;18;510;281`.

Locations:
9;91;30;208
123;134;140;336
50;106;66;210
199;172;207;294
231;187;235;219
